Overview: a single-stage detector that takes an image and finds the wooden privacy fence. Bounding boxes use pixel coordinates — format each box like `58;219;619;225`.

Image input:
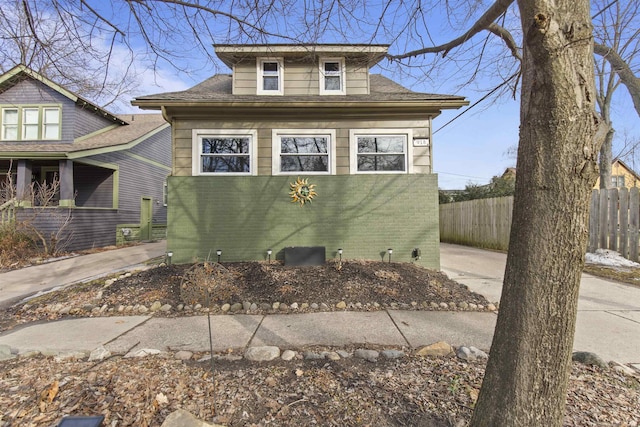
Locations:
588;187;639;262
439;196;514;251
439;188;640;262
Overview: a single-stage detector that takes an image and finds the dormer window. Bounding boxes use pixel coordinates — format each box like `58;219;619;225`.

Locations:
257;58;283;95
320;58;346;95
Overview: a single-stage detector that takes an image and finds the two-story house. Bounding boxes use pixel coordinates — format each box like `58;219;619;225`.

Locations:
132;44;467;268
0;65;171;251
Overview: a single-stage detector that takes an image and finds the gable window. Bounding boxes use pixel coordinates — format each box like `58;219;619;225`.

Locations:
272;129;336;175
192;129;257;175
257;58;284;95
350;129;413;174
43;108;60;139
1;108;18;140
612;175;626;188
22;108;39;139
319;58;346;95
0;105;61;141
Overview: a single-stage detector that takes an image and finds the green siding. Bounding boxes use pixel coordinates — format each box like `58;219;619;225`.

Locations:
167;174;440;269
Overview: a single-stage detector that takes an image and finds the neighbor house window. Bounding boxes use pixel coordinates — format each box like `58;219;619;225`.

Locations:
257;58;284;95
43;108;60;139
22;108;39;139
612;175;626;188
319;58;346;95
0;105;61;141
192;129;257;175
1;108;18;140
350;129;413;174
272;129;336;175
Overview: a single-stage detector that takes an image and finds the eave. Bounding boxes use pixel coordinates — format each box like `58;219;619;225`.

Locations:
134;99;468;120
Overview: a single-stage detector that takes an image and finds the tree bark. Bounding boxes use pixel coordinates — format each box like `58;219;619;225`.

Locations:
470;0;601;425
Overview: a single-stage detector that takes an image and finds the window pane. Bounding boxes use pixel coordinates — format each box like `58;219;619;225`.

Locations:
281;155;328;172
324;62;340;73
44;108;60;124
23;108;39;124
23;124;38;139
263;62;278;73
263;76;279;91
325;76;341;91
3;125;17;140
202;156;250;173
281;137;328;154
44;123;59;139
202;137;249;154
3;109;18;124
357;136;405;153
358;155;405;171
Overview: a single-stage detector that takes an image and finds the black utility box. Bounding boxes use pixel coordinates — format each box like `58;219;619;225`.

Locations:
284;246;326;266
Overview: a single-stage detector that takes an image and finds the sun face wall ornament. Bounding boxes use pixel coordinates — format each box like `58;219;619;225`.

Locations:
289;177;317;206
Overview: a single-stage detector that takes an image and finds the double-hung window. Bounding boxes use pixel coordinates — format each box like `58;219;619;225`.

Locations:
272;129;336;175
319;58;346;95
0;105;61;141
350;130;412;173
1;108;18;140
192;130;257;175
22;108;39;139
257;58;284;95
43;108;61;139
612;175;626;188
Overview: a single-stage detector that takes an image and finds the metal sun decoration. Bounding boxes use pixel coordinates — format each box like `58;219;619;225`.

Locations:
289;177;317;206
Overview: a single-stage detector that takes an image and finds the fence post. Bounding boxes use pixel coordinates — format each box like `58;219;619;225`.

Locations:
588;190;599;253
630;188;639;262
608;188;619;251
619;187;629;259
599;190;609;249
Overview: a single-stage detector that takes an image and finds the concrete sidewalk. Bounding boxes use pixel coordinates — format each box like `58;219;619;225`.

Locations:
0;311;498;357
440;243;640;364
0;241;167;308
0;242;638;365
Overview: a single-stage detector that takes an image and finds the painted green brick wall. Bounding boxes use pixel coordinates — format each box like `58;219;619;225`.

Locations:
167;174;440;269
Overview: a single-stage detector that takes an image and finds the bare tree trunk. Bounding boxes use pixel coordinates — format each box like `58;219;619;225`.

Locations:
470;0;602;425
599;127;614;189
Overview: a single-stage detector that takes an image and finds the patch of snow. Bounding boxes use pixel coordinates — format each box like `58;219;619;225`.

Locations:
585;249;640;268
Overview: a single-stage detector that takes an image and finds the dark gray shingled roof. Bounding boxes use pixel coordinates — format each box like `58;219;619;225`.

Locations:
132;74;465;104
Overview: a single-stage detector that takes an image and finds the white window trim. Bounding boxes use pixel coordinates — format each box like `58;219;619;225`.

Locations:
271;129;336;176
192;129;258;176
349;129;414;174
319;57;346;95
256;57;284;95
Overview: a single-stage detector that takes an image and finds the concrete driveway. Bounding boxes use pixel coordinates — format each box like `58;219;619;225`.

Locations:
440;243;640;364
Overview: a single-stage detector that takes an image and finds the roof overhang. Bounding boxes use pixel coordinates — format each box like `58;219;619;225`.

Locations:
137;99;468;121
214;44;390;68
134;98;467;112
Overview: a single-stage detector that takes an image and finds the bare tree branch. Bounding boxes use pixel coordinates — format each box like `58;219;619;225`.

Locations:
595;42;640;118
388;0;515;60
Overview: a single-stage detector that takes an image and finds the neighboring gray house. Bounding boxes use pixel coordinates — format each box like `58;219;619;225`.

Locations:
0;65;170;251
133;44;467;268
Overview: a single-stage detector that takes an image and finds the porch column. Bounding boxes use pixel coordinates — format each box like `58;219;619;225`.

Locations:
16;160;32;207
58;159;75;207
